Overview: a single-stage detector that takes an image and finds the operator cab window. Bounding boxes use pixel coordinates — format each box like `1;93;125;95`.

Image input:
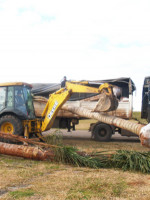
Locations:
0;87;6;111
7;86;14;108
22;86;35;119
15;86;27;115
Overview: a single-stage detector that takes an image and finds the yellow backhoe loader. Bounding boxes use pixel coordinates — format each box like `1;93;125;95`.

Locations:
0;81;118;141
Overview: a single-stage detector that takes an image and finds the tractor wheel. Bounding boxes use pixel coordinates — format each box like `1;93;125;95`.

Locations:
0;115;23;136
92;123;112;141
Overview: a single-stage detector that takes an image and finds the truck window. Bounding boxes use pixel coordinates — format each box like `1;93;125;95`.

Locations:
0;87;6;111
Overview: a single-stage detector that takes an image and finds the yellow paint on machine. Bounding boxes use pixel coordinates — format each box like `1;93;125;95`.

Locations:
41;88;71;131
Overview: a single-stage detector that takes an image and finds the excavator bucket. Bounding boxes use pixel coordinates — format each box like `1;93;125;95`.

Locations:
65;81;118;112
93;93;118;112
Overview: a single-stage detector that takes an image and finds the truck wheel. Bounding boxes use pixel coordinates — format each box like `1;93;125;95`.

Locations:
0;115;23;136
92;123;112;141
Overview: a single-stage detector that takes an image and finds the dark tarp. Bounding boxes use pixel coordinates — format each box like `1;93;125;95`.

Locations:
31;77;136;101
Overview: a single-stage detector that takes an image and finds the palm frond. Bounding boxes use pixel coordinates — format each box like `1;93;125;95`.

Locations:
44;134;150;173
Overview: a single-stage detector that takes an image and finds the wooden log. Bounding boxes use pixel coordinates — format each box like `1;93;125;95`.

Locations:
62;105;150;148
0;132;86;160
0;131;59;149
33;96;99;117
62;105;144;136
0;142;54;161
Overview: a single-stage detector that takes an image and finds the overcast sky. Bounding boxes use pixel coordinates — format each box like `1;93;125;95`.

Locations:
0;0;150;111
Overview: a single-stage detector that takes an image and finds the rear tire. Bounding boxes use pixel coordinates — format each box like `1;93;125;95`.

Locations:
92;123;112;141
0;115;23;136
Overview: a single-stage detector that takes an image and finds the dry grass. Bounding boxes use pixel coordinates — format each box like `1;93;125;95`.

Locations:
1;139;150;200
1;155;150;200
132;112;148;125
0;115;150;200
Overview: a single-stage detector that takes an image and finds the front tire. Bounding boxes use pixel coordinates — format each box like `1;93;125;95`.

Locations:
92;123;112;141
0;115;23;136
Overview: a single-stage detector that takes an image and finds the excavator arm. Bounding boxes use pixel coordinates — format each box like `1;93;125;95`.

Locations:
41;81;118;132
41;88;72;131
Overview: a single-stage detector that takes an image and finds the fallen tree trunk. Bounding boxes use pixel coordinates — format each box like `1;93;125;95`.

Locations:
62;105;150;147
0;132;85;160
0;141;54;161
62;105;144;135
0;131;59;149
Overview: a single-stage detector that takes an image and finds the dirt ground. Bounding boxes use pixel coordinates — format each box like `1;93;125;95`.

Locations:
52;129;140;142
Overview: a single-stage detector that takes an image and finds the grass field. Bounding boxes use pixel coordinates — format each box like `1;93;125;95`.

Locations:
0;112;150;200
132;111;148;125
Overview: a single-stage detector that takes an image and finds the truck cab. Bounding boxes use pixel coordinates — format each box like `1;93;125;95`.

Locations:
141;76;150;123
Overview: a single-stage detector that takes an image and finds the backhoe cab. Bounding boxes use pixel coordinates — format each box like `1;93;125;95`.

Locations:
0;81;118;141
0;83;36;136
0;83;35;120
